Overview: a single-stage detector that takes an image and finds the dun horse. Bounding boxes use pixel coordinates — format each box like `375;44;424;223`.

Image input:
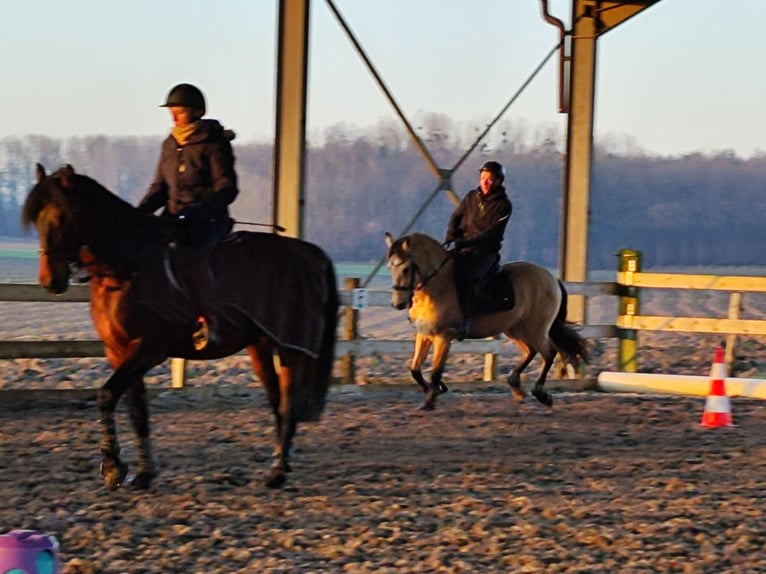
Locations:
22;164;338;490
385;232;588;411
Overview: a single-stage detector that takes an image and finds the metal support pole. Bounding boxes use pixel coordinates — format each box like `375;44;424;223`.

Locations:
273;0;310;239
559;0;598;325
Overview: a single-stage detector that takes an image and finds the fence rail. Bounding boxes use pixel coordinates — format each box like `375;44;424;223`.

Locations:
2;250;766;388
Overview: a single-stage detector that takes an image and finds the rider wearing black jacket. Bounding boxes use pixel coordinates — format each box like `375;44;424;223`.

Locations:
444;160;512;339
138;83;239;351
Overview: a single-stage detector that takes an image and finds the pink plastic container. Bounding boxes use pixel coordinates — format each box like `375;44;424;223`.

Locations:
0;530;60;574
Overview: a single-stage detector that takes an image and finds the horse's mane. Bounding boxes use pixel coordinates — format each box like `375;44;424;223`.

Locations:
21;171;67;230
22;166;173;269
23;167;136;226
406;233;442;251
402;233;447;269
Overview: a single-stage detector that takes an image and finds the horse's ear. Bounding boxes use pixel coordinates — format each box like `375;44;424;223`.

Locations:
35;163;46;183
59;164;76;189
401;238;409;253
384;232;393;249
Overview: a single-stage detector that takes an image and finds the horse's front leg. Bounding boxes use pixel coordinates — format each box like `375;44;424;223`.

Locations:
420;336;451;411
98;343;163;491
97;371;131;491
123;378;158;490
409;333;432;393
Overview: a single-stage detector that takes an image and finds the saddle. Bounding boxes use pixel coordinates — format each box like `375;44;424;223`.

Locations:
471;269;515;315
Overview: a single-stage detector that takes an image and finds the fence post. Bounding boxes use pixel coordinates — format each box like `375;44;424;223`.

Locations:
617;249;641;372
482;336;498;382
170;357;186;389
724;292;741;376
342;277;360;384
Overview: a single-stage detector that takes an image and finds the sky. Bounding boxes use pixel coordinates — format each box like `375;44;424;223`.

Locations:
2;0;764;158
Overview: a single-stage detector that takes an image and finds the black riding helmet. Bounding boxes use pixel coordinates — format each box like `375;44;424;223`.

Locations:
480;160;505;183
161;83;206;115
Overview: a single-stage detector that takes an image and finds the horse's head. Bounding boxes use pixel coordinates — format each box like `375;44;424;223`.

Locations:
385;232;416;309
21;164;82;294
384;232;449;310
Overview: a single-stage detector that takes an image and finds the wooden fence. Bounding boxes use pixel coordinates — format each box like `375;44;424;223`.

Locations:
1;249;765;389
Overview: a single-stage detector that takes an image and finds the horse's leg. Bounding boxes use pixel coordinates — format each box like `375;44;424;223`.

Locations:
531;345;557;408
420;336;451;411
97;375;129;491
98;343;164;491
409;333;432;393
506;341;536;403
246;341;292;488
123;377;157;490
266;350;304;488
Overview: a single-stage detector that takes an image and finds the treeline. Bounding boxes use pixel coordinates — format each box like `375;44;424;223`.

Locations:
1;120;765;269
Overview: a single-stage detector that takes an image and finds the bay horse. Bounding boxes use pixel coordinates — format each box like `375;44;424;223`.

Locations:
22;164;338;490
384;232;588;411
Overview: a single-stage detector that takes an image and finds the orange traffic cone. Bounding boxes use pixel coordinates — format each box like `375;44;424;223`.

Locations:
700;345;734;427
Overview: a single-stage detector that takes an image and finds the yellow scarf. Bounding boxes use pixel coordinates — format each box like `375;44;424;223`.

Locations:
171;121;200;146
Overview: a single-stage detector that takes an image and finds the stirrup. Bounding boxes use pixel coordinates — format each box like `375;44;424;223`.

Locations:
192;316;209;351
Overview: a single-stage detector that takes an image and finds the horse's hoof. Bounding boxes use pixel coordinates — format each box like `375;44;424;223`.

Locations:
532;390;553;408
129;470;157;490
266;468;287;489
418;401;436;412
435;382;448;395
510;388;526;404
100;459;129;491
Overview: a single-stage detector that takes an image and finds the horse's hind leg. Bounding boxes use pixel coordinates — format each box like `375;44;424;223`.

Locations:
531;345;557;408
268;351;305;488
124;378;158;490
506;341;536;403
246;341;293;488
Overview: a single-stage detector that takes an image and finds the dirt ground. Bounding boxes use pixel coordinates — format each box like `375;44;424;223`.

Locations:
1;384;765;573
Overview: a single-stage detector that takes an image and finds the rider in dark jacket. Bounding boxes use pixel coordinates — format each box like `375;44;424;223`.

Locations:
444;160;512;339
138;83;239;350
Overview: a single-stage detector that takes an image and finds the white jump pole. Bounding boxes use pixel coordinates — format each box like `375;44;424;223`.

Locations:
597;371;766;400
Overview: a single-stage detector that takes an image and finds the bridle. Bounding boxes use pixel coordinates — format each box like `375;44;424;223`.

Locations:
390;251;452;304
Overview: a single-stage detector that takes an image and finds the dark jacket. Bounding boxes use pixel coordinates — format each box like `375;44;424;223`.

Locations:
139;119;238;220
445;185;512;256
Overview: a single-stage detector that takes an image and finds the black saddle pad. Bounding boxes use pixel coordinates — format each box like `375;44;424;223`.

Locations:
474;270;514;314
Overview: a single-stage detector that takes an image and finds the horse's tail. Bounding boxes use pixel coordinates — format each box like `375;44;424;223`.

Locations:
301;255;339;422
549;279;590;366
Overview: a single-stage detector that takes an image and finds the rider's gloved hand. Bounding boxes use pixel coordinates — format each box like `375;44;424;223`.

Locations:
442;241;453;250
